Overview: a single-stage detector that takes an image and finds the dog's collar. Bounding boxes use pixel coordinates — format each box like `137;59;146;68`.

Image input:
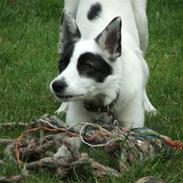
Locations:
83;92;119;115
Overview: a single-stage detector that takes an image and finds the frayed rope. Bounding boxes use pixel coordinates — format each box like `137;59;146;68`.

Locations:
160;135;183;149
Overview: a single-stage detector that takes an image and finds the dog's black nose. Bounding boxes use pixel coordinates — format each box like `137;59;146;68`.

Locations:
52;79;67;93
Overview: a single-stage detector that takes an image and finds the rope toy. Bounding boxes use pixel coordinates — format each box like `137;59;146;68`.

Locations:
0;114;182;182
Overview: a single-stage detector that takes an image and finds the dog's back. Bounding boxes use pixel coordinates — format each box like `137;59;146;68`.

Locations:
65;0;147;53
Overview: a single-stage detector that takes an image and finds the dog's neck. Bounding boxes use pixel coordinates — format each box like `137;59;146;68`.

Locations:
83;92;119;114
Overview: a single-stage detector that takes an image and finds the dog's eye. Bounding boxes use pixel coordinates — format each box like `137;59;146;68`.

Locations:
84;61;92;67
84;61;97;69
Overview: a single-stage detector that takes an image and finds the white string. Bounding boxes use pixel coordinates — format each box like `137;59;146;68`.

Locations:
79;123;126;147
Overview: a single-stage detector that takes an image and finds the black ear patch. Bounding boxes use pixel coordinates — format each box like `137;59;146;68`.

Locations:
59;42;75;73
87;3;102;21
59;11;81;54
77;52;112;82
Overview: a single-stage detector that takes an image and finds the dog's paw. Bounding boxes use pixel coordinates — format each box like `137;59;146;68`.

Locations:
55;102;68;114
144;92;157;116
144;102;157;115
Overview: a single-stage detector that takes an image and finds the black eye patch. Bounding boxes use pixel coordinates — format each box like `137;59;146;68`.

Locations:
77;52;112;82
58;42;75;73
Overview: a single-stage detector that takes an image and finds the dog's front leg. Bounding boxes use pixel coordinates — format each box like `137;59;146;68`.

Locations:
143;90;157;115
118;94;144;128
55;102;69;114
55;101;93;158
66;101;93;126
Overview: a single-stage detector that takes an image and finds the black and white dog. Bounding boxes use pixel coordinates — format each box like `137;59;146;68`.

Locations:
50;0;156;130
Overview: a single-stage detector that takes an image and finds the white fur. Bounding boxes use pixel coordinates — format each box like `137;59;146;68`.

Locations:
55;102;68;114
51;0;157;127
51;0;158;158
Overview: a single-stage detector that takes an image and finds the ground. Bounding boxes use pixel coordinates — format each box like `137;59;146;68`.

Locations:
0;0;183;182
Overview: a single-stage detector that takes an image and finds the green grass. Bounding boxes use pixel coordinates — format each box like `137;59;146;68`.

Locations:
0;0;183;182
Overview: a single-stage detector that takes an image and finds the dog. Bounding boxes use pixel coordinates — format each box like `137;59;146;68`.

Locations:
50;0;156;132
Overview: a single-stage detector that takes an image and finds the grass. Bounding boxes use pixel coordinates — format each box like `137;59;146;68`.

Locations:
0;0;183;182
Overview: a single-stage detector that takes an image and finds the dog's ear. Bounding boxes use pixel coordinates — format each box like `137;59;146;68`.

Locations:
95;17;122;60
59;11;81;54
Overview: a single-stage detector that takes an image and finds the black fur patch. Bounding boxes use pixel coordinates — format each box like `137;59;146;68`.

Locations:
52;78;67;93
77;52;112;82
87;3;102;21
59;42;75;73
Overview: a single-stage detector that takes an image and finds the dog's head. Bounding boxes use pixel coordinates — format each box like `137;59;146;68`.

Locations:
50;12;122;103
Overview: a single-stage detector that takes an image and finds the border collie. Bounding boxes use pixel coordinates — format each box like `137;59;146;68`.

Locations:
50;0;156;130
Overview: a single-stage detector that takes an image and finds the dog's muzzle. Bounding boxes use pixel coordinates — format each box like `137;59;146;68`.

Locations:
51;79;67;94
50;78;68;99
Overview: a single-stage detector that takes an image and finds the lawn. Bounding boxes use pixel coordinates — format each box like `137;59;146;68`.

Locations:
0;0;183;182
